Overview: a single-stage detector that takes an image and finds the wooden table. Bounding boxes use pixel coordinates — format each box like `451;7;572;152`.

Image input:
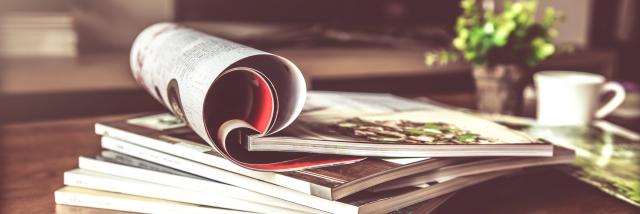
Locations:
1;113;638;213
0;114;135;213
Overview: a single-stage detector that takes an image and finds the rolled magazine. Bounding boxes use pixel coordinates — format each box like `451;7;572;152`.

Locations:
130;23;361;171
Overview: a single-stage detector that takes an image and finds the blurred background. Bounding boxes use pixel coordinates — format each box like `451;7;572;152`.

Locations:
0;0;638;125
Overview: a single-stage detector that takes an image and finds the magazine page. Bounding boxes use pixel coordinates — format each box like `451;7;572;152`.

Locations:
524;126;640;207
474;113;639;207
130;23;361;171
276;91;537;145
302;91;442;117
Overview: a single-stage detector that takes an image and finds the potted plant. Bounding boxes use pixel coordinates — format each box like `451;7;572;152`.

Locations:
426;0;560;115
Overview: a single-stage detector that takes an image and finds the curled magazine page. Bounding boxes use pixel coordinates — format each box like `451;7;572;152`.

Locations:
130;23;362;171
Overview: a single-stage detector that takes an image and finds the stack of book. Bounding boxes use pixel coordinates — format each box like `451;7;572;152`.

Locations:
54;23;575;213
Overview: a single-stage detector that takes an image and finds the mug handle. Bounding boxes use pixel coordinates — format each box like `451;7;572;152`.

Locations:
595;82;626;119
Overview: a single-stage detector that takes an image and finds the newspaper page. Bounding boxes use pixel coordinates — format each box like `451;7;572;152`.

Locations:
130;23;361;171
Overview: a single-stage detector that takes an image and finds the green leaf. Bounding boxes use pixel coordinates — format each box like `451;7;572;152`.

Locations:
449;0;559;66
464;51;477;62
511;2;524;14
425;53;437;66
493;30;509;46
542;7;557;27
536;42;555;59
461;0;475;11
483;22;495;34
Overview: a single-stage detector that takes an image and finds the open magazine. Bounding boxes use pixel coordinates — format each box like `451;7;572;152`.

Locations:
247;92;550;157
130;23;552;171
131;23;362;171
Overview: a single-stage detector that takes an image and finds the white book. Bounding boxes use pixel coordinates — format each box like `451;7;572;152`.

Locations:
100;135;512;214
78;152;325;214
63;169;308;214
55;186;251;214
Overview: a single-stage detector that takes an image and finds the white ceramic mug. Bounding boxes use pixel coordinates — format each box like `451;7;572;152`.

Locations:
534;71;626;126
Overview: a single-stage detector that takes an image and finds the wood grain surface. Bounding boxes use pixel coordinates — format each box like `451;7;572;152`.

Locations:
0;114;139;213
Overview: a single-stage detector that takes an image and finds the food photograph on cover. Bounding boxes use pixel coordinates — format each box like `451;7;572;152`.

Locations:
1;0;639;213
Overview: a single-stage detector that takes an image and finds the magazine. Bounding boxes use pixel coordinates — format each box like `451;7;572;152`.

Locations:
130;23;550;171
83;151;321;213
130;23;359;171
78;151;459;213
369;145;574;192
248;109;551;157
55;186;453;214
96;119;569;201
55;186;253;214
96;130;462;201
524;125;640;207
62;169;312;214
473;113;640;207
70;147;511;214
244;92;551;157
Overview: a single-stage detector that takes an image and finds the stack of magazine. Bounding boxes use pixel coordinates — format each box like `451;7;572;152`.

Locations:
54;23;576;213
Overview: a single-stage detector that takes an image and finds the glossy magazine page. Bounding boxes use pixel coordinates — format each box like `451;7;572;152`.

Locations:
129;23;360;171
248;92;551;157
524;125;640;207
473;113;640;207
